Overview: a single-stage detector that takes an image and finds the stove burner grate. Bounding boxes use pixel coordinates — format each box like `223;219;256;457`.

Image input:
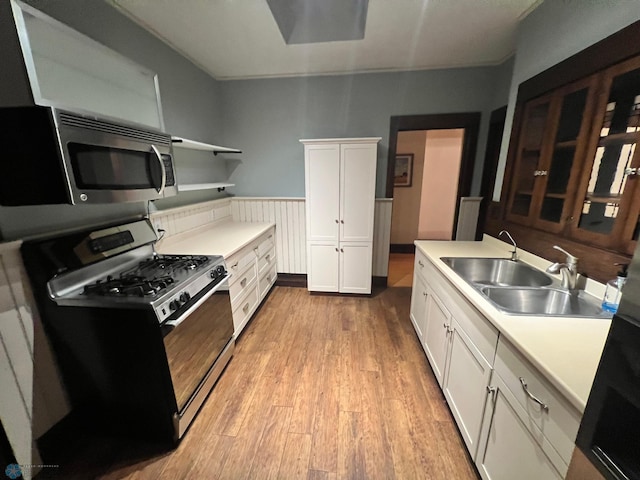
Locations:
83;274;175;297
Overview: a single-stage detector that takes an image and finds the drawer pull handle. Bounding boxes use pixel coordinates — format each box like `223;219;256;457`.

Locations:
519;377;549;412
418;260;424;267
268;234;273;239
243;303;249;313
241;278;247;287
422;291;427;297
266;254;270;261
254;247;259;253
232;262;239;269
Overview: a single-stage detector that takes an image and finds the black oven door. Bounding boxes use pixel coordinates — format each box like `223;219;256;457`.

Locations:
161;278;234;438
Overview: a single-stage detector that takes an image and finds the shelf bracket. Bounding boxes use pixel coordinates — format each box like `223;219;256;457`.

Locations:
217;187;226;192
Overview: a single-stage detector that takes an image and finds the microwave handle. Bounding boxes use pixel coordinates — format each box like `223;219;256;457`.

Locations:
150;144;167;194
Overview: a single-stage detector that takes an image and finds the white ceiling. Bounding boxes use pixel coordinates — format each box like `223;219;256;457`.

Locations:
110;0;541;81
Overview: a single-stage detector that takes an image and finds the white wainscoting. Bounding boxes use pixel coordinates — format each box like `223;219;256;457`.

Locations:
456;196;483;241
231;198;307;274
231;197;392;277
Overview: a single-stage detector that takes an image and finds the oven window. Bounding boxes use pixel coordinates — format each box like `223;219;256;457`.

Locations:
68;143;159;189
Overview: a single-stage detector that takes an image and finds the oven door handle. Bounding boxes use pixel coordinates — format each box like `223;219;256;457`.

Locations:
164;274;230;329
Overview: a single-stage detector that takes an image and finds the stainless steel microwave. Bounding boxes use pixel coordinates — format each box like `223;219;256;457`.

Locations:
0;106;177;206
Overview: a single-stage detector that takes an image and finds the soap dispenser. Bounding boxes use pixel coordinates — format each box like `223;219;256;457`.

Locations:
602;263;628;313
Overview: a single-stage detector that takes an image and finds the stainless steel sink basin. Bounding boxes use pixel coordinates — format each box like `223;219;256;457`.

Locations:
479;286;609;318
440;257;553;287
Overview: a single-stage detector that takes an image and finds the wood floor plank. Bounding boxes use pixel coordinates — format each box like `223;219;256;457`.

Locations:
278;432;312;478
247;405;293;479
309;352;340;472
337;410;366;480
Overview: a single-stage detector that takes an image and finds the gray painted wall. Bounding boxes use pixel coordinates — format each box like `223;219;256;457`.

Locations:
493;0;640;201
0;0;226;240
220;66;504;198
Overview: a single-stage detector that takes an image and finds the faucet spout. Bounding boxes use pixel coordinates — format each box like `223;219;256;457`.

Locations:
499;230;518;261
546;246;579;290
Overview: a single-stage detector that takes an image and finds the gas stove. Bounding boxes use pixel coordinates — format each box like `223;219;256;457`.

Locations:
46;222;229;323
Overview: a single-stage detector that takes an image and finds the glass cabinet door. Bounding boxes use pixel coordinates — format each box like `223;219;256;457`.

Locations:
570;57;640;252
506;78;596;232
506;95;553;224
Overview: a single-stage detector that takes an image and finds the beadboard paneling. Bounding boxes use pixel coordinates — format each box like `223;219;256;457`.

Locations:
231;198;307;274
373;199;393;277
456;196;483;241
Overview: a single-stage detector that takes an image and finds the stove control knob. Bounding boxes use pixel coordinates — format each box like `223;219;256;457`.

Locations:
210;269;218;280
169;300;179;311
180;292;190;303
216;265;226;276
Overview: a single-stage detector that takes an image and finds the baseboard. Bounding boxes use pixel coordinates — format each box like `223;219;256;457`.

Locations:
372;276;387;287
390;244;415;253
275;273;307;288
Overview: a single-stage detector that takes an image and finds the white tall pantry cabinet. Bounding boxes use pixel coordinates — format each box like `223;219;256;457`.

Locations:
301;137;381;294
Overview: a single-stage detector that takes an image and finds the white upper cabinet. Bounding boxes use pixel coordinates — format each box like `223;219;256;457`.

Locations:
340;143;377;242
305;143;341;242
9;0;164;129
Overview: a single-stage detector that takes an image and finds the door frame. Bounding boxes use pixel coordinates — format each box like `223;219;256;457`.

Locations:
386;112;481;239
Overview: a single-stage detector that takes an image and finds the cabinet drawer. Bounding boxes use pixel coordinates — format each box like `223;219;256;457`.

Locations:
232;284;259;335
227;247;256;280
258;247;276;274
256;230;275;258
494;338;581;468
259;264;277;299
229;262;257;307
415;249;429;280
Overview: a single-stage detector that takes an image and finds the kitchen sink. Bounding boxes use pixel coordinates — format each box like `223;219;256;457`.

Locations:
440;256;609;318
479;286;610;318
440;257;553;287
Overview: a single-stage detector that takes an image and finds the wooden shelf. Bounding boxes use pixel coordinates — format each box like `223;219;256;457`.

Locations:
177;183;235;192
544;193;567;199
172;137;242;155
598;131;638;146
555;140;577;148
585;193;622;204
514;190;534;197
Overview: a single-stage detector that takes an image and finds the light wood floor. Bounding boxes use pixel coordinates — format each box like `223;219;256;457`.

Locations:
49;286;478;479
387;253;415;287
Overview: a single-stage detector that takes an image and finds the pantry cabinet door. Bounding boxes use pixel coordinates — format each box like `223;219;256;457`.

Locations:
339;143;377;242
305;144;340;242
338;242;372;294
307;242;339;292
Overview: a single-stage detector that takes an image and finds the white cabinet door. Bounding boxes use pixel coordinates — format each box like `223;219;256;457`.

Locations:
410;273;428;341
305;144;340;242
443;317;492;459
423;292;451;387
307;243;339;292
339;143;377;242
338;242;373;294
476;373;564;480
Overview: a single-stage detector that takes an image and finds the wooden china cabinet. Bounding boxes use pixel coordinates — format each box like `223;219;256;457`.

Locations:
494;32;640;281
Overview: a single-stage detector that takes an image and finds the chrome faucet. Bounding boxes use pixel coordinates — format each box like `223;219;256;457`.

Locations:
499;230;518;261
546;245;579;290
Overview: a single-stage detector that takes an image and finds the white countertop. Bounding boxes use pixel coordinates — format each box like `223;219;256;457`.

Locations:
155;220;275;258
415;238;611;413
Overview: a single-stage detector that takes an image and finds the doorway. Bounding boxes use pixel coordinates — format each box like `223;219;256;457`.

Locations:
385;113;481;285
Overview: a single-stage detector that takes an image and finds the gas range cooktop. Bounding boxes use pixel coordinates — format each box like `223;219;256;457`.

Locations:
82;254;213;299
42;220;230;323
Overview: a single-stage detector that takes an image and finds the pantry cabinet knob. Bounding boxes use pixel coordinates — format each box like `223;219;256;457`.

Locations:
335;219;339;223
340;220;344;224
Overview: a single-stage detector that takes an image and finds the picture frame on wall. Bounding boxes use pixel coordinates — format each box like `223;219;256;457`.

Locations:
394;154;413;187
